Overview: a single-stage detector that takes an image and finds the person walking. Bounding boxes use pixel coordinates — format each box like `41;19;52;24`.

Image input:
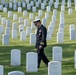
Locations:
33;19;50;68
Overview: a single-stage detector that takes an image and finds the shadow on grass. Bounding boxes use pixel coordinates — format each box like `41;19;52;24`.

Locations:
0;42;76;75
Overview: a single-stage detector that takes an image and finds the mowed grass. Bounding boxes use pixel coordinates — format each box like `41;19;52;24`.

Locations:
0;1;76;75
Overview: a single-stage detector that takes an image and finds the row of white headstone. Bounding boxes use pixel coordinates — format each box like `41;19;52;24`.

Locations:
1;0;52;4
47;9;57;40
69;24;76;40
0;2;52;11
57;11;65;43
2;6;51;13
1;32;36;45
0;10;52;22
1;29;55;45
0;47;76;75
0;46;62;75
0;0;75;11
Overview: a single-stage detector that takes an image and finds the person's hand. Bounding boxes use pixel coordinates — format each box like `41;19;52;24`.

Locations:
39;45;43;49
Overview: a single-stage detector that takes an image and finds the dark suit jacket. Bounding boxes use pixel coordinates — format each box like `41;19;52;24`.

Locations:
35;25;47;48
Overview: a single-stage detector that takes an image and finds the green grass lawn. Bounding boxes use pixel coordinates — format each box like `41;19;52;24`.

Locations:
0;1;76;75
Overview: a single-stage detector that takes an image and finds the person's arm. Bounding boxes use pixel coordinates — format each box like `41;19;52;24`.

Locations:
40;27;47;47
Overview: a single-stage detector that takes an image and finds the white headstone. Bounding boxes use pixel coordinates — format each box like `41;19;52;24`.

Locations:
19;24;24;32
23;10;27;17
0;65;4;75
41;3;45;9
8;11;12;18
11;49;21;66
3;7;7;12
52;46;62;62
1;18;6;25
29;13;34;20
4;2;8;7
0;25;4;34
22;2;26;8
59;23;64;29
36;2;39;7
0;5;3;11
2;34;9;45
27;4;31;10
13;14;18;20
26;52;38;72
46;6;51;12
70;30;76;40
31;22;36;29
26;0;29;4
48;61;61;75
54;2;58;8
50;21;55;28
60;17;65;25
38;0;41;3
6;20;11;27
30;33;36;44
74;0;76;4
18;17;23;24
61;5;65;12
47;30;51;40
1;0;5;5
30;1;34;6
13;0;17;3
67;0;71;8
38;10;42;16
45;13;49;20
24;19;29;27
62;0;65;5
4;2;8;8
32;6;36;12
43;0;47;6
4;2;9;8
68;8;72;15
60;12;64;18
26;27;31;35
52;15;56;22
42;18;46;26
9;2;12;8
48;25;54;34
18;7;22;12
12;30;18;39
69;24;75;33
53;9;57;16
58;28;64;33
10;0;12;2
13;3;17;10
20;31;26;41
8;71;24;75
5;27;10;36
57;32;64;43
12;22;17;30
48;1;53;6
18;1;21;7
